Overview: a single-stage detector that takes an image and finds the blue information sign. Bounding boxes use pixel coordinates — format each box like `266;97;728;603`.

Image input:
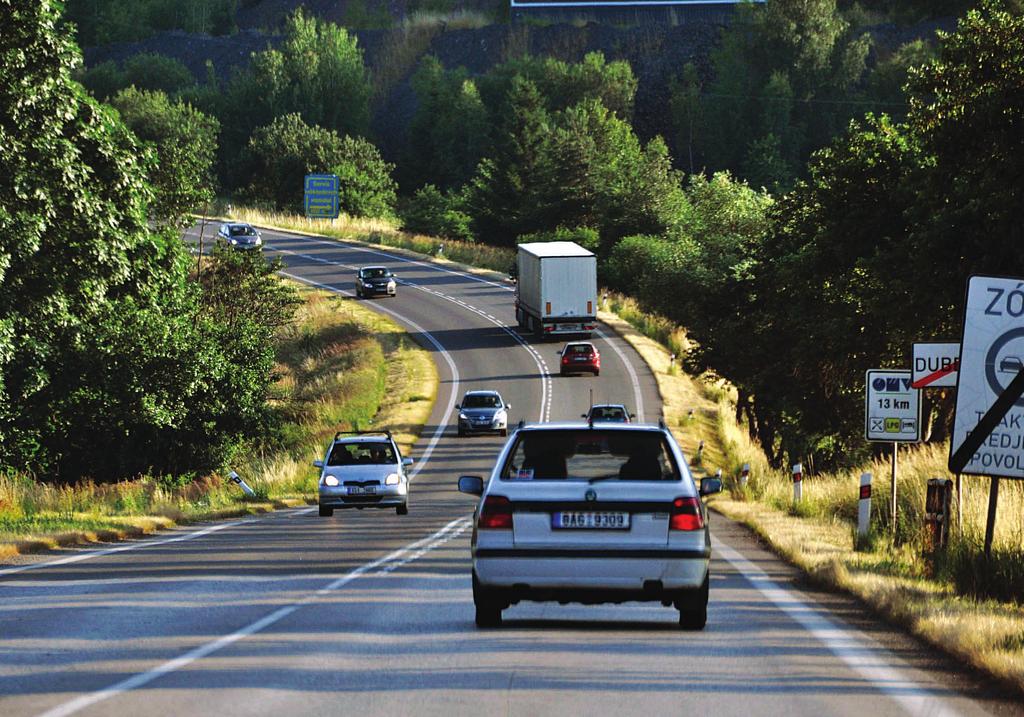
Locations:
304;174;339;219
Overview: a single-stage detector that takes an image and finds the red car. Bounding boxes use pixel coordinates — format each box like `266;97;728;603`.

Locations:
559;342;600;376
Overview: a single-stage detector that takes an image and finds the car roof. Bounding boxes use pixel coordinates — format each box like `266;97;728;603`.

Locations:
332;435;394;445
517;421;661;433
224;222;253;228
358;265;388;271
465;389;501;396
590;403;627;410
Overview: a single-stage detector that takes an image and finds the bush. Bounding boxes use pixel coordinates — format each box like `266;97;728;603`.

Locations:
400;184;473;242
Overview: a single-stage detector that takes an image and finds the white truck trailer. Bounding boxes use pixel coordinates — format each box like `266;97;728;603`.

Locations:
515;241;598;337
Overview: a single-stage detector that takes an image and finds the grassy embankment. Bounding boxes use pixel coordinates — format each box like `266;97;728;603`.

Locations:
600;291;1024;696
0;286;437;558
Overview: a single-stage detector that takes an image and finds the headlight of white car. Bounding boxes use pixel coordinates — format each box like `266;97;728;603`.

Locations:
385;473;400;485
459;412;469;420
323;475;339;486
493;410;507;423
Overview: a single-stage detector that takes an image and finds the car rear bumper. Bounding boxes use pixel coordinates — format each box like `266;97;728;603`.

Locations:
473;550;709;593
362;286;396;296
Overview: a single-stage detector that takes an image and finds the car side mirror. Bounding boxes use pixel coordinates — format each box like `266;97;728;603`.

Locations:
700;477;723;497
402;457;414;466
581;413;588;418
313;460;324;469
455;404;460;409
458;475;485;496
630;414;636;419
505;403;511;409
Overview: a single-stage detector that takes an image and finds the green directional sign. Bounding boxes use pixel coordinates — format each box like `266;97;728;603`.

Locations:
304;174;339;219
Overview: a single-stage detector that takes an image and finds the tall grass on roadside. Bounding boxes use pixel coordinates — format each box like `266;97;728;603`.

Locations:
604;291;688;360
226;206;516;274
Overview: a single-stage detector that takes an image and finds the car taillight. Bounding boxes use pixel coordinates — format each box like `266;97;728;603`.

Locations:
478;495;513;529
669;497;704;531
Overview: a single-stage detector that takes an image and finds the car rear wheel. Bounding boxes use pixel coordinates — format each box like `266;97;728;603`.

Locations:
472;572;504;628
500;428;507;437
677;573;709;630
319;505;334;517
396;503;408;515
457;427;465;437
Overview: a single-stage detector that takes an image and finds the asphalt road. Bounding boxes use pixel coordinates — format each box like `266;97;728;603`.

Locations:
0;225;1019;717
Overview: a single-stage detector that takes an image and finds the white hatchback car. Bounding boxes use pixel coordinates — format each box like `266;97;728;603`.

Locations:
458;422;721;629
315;431;413;517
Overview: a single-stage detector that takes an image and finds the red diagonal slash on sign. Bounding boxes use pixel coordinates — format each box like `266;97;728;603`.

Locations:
911;359;960;389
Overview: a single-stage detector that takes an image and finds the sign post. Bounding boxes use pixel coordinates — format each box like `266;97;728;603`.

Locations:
949;275;1024;558
865;369;921;536
304;174;340;219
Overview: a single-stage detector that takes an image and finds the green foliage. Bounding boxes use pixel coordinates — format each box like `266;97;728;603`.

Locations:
687;0;873;190
64;0;238;45
400;184;474;242
79;54;196;101
403;56;488;191
240;113;395;216
0;0;294;482
221;9;371;180
109;87;219;227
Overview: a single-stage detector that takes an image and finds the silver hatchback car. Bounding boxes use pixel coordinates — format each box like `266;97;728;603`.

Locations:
315;431;413;517
458;421;722;629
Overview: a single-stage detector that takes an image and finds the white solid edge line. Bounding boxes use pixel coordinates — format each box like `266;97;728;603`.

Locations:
594;326;645;423
0;518;258;579
276;270;457;479
712;532;963;717
37;517;472;717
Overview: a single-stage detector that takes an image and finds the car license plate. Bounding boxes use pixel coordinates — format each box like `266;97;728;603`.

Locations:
551;511;630;529
348;486;376;495
557;323;582;332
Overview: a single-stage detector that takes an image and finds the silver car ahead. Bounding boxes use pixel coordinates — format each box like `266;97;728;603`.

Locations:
314;431;413;517
217;222;263;250
456;390;510;437
458;421;722;629
356;266;397;298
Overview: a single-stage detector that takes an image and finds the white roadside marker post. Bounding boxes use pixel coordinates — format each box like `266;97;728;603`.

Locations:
228;470;257;498
792;463;803;503
739;463;750;487
858;472;872;540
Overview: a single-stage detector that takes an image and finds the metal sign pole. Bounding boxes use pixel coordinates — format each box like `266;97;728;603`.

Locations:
984;476;1000;559
955;472;963;536
891;441;898;537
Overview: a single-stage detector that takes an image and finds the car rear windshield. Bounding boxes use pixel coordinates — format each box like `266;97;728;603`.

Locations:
463;394;501;408
361;268;388;278
230;226;256;236
590;407;626;421
327;442;396;466
567;345;594;355
501;429;679;481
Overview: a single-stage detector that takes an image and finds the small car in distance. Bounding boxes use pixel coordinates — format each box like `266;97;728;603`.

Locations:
559;342;600;376
457;421;722;629
356;266;397;298
217;222;263;250
457;390;511;437
583;404;634;423
314;431;413;517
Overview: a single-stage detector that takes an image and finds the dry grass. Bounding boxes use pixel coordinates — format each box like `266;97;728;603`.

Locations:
597;295;1024;695
0;286;438;556
224;206;517;275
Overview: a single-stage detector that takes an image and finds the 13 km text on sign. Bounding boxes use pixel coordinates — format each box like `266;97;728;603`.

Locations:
865;369;921;442
950;275;1024;478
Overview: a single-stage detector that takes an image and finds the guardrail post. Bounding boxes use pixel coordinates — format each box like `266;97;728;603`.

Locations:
739;463;750;487
924;478;953;552
228;470;256;498
858;472;872;539
694;440;704;465
792;463;803;502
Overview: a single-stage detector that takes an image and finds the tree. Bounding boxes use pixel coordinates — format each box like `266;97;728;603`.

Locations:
241;113;395;216
400;185;474;242
403;56;488;191
221;8;371;183
109;87;219;227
